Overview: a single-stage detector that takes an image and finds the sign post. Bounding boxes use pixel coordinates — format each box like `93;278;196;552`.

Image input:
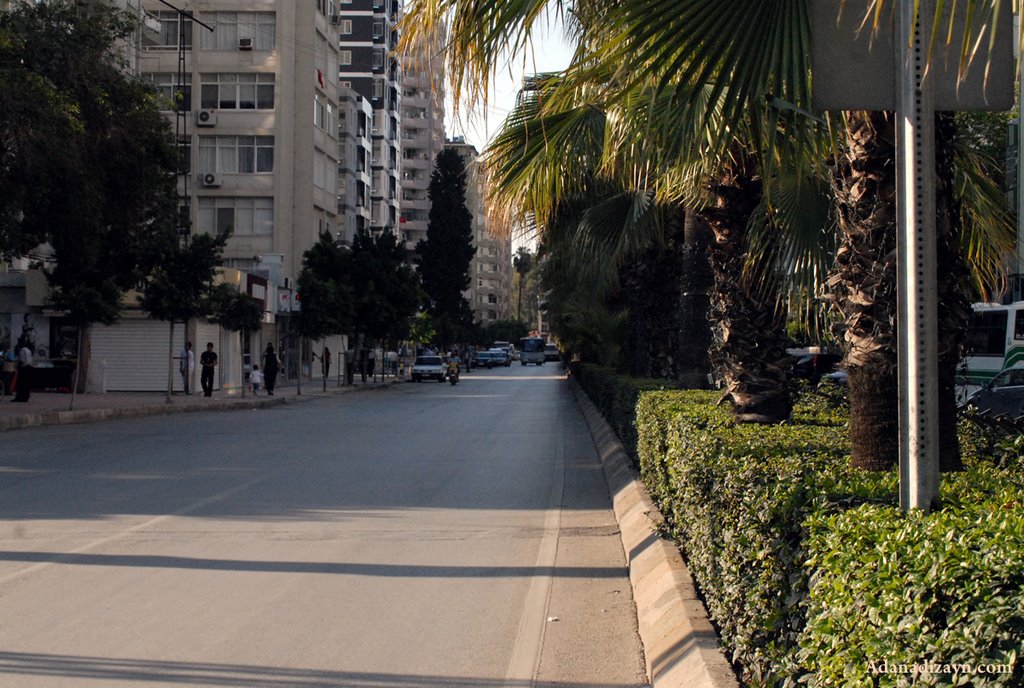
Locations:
895;0;940;511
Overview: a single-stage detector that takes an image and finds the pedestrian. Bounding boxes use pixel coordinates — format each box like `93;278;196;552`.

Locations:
199;342;217;397
262;343;279;395
178;341;195;395
249;364;263;395
1;348;15;398
11;337;33;403
323;346;331;379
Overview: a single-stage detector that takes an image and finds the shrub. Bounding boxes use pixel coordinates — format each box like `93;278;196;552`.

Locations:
578;365;1023;687
800;473;1024;687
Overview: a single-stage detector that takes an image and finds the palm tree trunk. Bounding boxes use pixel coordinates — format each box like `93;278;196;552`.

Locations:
832;111;969;472
934;112;970;472
702;152;792;423
830;111;899;471
166;321;175;404
677;207;713;388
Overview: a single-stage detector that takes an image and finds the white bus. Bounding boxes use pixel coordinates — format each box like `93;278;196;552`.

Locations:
519;336;546;365
960;302;1024;396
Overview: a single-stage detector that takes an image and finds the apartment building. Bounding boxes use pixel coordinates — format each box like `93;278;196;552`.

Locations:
445;137;513;326
76;0;345;391
337;0;402;235
336;85;374;244
399;27;446;252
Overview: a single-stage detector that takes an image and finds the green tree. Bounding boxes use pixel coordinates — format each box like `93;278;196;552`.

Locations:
294;233;354;391
513;247;533;322
0;1;182;407
417;148;475;347
139;233;229;403
351;228;422;379
209;284;265;398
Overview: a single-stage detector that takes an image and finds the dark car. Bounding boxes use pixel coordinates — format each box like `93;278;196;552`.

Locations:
965;366;1024;417
474;351;499;368
790;352;841;381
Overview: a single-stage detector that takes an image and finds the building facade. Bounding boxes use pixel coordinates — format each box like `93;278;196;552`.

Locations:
337;0;402;236
445;137;513;326
398;26;446;253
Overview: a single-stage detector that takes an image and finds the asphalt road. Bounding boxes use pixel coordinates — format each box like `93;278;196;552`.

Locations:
0;363;647;688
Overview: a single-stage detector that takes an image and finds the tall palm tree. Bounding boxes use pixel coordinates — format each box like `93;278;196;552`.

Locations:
512;246;533;321
402;0;1015;461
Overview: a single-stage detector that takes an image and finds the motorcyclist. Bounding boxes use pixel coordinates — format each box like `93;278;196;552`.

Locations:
447;352;461;382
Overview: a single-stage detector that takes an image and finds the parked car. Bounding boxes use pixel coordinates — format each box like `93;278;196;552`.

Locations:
790;351;841;382
964;366;1024;416
411;355;447;382
543;343;560;362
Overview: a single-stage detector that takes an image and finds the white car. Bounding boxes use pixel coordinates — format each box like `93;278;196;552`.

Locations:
411;355;447;382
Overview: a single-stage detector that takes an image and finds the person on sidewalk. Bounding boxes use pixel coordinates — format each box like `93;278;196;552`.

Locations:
178;341;195;395
249;364;263;395
199;342;217;397
262;343;279;395
11;338;33;402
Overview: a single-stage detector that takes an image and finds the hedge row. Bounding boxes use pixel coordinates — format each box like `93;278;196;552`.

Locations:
573;365;1024;687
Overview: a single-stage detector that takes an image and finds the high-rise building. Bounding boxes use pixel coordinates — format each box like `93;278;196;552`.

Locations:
445;138;513;326
337;0;402;235
399;26;446;253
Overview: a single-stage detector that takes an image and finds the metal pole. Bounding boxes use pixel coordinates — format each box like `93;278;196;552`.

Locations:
896;0;940;511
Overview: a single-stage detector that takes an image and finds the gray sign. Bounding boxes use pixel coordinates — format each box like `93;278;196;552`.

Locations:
811;0;1014;111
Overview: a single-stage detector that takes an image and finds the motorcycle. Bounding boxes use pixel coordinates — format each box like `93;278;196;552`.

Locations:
447;363;460;385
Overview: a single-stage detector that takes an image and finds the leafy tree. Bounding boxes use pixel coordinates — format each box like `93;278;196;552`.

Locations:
294;233;354;392
209;284;265;398
0;1;182;407
350;228;422;377
417;148;475;345
139;233;229;402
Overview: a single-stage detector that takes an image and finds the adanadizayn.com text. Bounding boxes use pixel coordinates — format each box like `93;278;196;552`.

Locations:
869;659;1014;677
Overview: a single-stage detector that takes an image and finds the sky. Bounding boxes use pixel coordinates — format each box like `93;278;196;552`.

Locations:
443;16;574;153
441;16;575;251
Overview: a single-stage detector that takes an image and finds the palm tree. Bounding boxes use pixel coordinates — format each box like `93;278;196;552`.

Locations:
402;0;1014;461
512;247;533;321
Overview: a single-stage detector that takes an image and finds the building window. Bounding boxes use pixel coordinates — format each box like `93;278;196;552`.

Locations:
143;73;192;111
372;20;384;37
372;49;383;69
373;79;384;99
314;93;325;128
200;12;276;51
339;19;352;34
339;50;352;66
199;136;274;174
200;73;275;110
197;197;274;236
150;11;192;50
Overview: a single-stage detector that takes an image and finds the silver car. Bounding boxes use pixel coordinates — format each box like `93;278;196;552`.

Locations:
411;355;447;382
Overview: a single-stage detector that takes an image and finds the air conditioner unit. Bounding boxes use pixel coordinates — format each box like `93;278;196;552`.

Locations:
201;173;221;188
196;109;217;127
238;37;253;50
329;14;341;25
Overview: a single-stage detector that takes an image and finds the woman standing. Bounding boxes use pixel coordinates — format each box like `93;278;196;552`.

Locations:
262;343;279;395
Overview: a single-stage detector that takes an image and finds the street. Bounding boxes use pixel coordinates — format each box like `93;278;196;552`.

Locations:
0;365;647;688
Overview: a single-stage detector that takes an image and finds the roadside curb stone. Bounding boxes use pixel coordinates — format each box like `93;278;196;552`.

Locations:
570;379;739;688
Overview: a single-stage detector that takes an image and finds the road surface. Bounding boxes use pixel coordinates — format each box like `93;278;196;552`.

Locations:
0;364;647;687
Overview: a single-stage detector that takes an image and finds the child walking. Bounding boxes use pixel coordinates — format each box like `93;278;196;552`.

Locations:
249;364;264;395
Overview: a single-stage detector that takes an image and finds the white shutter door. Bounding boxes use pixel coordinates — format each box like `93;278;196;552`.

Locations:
91;320;172;392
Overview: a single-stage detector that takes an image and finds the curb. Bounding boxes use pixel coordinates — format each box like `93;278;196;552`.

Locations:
0;380;402;432
570;380;739;688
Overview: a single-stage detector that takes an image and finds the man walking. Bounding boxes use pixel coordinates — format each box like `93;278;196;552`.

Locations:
199;342;217;397
178;341;194;395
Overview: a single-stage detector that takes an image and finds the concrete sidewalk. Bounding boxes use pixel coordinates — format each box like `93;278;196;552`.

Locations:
0;376;404;432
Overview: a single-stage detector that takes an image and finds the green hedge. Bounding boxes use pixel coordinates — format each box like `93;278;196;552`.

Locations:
570;362;677;459
575;366;1024;687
